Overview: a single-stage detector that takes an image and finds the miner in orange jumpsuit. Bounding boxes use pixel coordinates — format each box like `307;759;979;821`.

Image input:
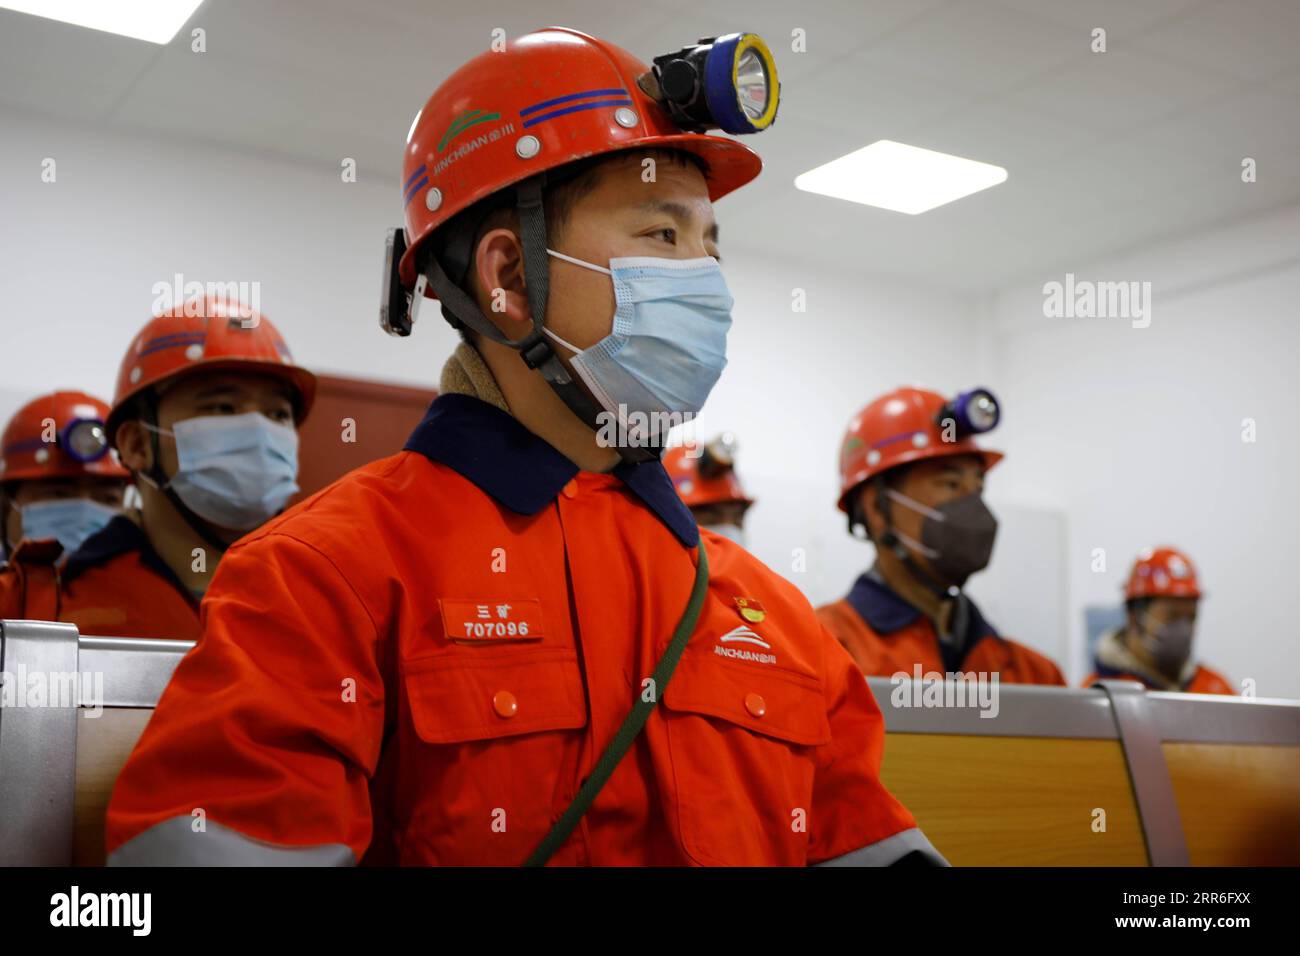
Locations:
663;434;754;546
106;28;945;867
1084;546;1233;695
817;386;1066;684
0;300;315;639
1;390;129;568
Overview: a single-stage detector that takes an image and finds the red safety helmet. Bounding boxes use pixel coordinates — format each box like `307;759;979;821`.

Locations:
398;26;764;291
837;386;1004;514
0;391;130;483
663;438;754;510
106;298;317;447
1125;546;1202;601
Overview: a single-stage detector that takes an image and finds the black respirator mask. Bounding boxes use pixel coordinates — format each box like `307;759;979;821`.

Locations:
881;487;999;591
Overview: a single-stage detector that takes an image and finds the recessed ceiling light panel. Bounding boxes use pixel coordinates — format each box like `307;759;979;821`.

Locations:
795;139;1007;214
0;0;205;45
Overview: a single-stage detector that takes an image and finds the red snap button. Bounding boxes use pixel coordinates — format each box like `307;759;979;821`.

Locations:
744;693;766;718
493;691;518;718
562;480;578;498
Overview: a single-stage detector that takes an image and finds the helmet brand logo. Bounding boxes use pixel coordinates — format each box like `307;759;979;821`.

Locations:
438;108;503;152
431;120;516;176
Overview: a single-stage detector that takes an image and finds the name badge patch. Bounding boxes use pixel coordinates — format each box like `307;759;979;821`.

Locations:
440;598;545;643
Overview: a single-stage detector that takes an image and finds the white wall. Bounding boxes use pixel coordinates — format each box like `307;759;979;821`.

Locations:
984;202;1300;697
0;104;460;419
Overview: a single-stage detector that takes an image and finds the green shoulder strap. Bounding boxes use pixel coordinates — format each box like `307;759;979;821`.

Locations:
523;540;710;866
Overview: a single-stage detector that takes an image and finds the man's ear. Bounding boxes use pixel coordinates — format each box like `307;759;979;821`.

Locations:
860;482;885;540
472;227;532;339
114;420;154;474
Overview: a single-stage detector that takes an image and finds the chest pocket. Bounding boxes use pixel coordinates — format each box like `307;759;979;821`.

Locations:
661;655;831;866
398;648;588;864
403;647;588;743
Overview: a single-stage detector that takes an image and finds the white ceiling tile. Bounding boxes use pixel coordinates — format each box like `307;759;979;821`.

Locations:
1266;66;1300;96
992;0;1203;34
856;1;1088;95
0;9;159;120
1129;0;1300;81
782;52;981;142
1114;86;1300;183
1004;43;1237;135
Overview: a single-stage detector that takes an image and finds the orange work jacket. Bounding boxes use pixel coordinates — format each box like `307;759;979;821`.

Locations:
0;515;199;640
106;395;944;867
817;571;1066;685
1083;664;1235;695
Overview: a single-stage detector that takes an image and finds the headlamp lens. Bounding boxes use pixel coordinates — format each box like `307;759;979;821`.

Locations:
951;388;1000;435
967;393;998;431
736;47;769;121
62;418;110;462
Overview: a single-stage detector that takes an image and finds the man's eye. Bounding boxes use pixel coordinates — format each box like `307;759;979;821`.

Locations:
655;227;676;244
268;409;293;425
201;403;238;415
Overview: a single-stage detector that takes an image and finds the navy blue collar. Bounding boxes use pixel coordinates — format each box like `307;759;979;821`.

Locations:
845;569;999;641
63;513;196;603
404;394;699;549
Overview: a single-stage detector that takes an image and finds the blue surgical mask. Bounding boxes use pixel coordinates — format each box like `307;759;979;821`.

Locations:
543;250;733;444
144;412;299;531
19;498;119;559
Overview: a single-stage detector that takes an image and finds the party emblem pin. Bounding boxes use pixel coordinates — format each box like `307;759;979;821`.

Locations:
733;597;766;624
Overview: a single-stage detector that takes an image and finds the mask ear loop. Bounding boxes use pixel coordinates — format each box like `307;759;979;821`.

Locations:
546;248;612;275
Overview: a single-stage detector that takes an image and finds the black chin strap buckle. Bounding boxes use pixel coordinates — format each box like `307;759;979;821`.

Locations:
518;331;554;370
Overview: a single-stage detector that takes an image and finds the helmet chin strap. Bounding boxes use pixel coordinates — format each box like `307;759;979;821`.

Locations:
419;174;657;466
0;491;14;558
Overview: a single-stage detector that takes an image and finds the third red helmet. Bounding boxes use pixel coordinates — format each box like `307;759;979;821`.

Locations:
1125;546;1202;600
664;437;754;510
0;391;129;483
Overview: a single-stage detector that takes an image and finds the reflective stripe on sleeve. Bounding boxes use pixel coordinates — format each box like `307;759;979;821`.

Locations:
811;827;950;867
107;817;355;867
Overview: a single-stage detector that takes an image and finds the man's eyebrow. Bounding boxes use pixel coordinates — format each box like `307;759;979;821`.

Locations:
191;384;242;400
639;198;720;243
191;382;293;403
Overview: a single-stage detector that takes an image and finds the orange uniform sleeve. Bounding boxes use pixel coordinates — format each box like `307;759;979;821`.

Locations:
0;564;22;618
815;599;883;676
105;532;388;865
806;623;946;865
0;540;62;620
1033;654;1068;687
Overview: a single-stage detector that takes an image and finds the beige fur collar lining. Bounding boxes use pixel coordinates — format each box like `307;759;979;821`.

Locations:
438;341;510;414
